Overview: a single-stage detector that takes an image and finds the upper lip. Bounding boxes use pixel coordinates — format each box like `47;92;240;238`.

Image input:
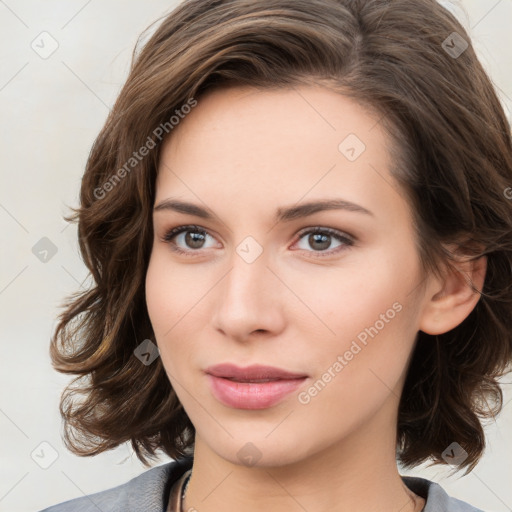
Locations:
205;363;307;380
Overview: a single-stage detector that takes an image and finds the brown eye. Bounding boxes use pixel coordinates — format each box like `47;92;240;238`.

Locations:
162;225;215;256
294;227;354;257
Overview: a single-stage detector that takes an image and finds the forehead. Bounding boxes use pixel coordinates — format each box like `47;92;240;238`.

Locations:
155;85;407;227
163;84;385;162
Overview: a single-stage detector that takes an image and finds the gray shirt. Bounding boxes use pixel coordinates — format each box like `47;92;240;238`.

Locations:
38;456;485;512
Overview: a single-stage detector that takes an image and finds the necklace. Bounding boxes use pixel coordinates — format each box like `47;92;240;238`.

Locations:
168;469;425;512
167;469;192;512
181;471;191;512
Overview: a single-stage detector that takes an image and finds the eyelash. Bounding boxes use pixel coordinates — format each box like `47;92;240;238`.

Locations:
160;224;355;259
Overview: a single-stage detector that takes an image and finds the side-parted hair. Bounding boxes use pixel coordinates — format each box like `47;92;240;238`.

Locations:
51;0;512;472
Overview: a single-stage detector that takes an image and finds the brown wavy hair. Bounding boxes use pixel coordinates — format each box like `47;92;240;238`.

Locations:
51;0;512;473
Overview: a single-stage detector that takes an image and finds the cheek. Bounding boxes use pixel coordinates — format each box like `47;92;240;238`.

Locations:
298;304;416;434
295;249;420;390
145;249;205;378
145;253;168;335
313;292;412;385
283;251;409;340
145;249;192;337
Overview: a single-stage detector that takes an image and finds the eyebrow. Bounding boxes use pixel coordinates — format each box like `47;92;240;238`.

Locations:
154;198;373;222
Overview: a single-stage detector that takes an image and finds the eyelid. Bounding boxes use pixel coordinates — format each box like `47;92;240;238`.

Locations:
294;225;354;243
161;224;211;243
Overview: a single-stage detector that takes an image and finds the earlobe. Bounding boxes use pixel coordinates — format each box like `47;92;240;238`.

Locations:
419;254;487;335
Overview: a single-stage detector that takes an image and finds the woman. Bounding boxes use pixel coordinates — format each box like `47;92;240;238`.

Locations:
41;0;512;511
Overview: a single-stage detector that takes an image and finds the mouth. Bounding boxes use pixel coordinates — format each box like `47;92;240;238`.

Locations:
204;363;308;409
206;373;308;410
205;362;308;381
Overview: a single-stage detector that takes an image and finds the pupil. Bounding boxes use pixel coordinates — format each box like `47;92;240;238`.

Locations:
186;231;205;249
310;233;330;250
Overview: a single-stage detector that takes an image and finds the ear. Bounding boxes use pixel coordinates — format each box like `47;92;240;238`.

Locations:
419;249;487;335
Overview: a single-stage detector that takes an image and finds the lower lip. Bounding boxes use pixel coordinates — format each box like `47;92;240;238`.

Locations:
206;374;307;409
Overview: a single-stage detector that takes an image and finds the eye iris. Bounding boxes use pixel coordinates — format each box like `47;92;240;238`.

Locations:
309;232;330;250
185;231;206;249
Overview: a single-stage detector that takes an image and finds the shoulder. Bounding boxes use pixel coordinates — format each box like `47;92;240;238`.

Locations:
402;475;486;512
38;456;193;512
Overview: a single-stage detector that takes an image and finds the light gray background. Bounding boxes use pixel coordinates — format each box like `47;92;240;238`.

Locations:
0;1;511;511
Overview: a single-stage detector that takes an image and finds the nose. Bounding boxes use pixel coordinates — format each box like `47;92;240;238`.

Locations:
211;249;286;343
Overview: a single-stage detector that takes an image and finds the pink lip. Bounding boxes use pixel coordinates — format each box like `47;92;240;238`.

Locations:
205;363;308;409
205;363;307;380
206;375;307;409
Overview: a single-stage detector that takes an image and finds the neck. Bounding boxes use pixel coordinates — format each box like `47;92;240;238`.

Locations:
182;401;425;512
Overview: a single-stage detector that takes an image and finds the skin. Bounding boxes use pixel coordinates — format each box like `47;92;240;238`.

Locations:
145;85;487;512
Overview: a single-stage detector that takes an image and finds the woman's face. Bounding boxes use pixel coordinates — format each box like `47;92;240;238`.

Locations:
146;85;432;468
